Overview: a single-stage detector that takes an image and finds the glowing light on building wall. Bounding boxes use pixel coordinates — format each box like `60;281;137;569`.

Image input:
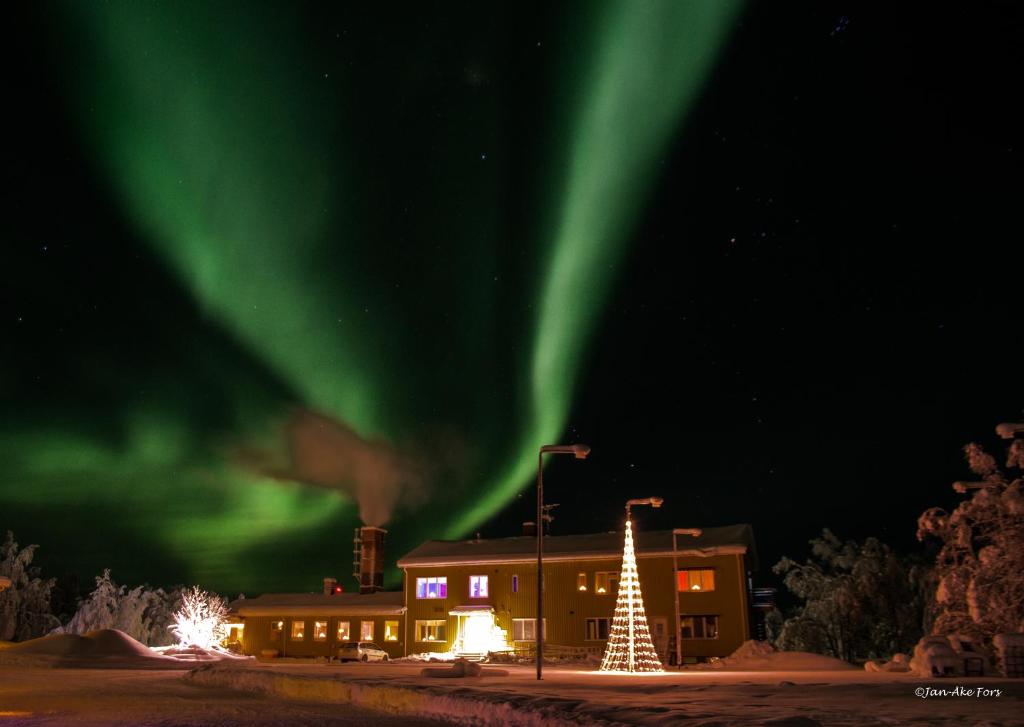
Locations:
599;521;663;673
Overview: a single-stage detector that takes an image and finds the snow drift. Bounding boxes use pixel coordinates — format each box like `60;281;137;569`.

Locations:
0;628;249;669
698;640;856;671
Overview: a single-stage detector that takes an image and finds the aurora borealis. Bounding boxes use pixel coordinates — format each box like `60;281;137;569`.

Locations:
6;2;1022;598
3;1;741;590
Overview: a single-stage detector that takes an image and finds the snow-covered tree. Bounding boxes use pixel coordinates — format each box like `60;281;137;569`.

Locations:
917;436;1024;639
0;531;59;641
169;586;229;649
773;530;925;662
55;569;181;645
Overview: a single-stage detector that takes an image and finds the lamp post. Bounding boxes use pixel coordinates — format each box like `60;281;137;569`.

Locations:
536;443;590;680
671;528;702;669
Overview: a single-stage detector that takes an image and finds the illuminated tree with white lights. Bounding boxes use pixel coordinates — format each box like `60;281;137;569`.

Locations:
599;520;663;672
169;586;229;650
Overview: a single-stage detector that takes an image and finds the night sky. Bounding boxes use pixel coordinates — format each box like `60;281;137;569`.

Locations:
4;2;1021;596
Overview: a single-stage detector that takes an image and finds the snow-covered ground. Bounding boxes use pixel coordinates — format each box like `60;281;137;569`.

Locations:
0;664;446;726
2;635;1020;726
186;660;1023;726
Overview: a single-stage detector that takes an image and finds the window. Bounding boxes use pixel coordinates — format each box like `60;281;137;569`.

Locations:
337;621;351;641
415;576;448;599
585;617;610;640
469;575;489;598
313;621;328;641
270;621;283;638
595;571;618;595
361;621;374;641
677;568;716;592
512;575;519;593
384;620;399;641
512;618;547;641
680;615;719;640
415;619;447;642
577;572;587;591
290;621;305;640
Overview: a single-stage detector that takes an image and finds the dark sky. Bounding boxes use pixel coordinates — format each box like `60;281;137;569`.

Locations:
4;1;1022;596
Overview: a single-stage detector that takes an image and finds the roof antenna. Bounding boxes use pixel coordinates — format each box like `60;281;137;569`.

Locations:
541;503;560;535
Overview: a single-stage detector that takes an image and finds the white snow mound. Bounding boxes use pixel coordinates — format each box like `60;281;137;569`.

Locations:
704;640;856;671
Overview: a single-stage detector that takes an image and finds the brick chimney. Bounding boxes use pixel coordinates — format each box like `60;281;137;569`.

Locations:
323;577;338;595
522;521;537;537
354;526;387;594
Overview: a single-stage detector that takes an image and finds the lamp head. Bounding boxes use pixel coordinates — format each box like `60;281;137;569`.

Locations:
572;444;591;460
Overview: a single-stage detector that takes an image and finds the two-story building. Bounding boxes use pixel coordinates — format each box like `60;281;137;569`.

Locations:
398;523;757;662
229;523;758;664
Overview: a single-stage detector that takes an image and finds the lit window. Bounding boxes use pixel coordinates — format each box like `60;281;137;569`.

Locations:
290;621;305;640
680;615;719;639
270;621;283;638
361;621;374;641
337;621;351;641
577;573;587;591
313;621;328;641
415;576;448;599
585;617;610;640
677;568;716;592
415;619;447;642
469;575;489;598
512;575;519;593
512;618;547;641
595;571;618;595
384;620;399;641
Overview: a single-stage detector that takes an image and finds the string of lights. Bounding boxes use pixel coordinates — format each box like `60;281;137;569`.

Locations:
599;520;664;673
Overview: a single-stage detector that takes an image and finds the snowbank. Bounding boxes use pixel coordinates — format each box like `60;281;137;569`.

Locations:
0;629;183;668
864;653;910;673
698;640;856;671
0;629;250;669
420;658;509;678
187;665;587;727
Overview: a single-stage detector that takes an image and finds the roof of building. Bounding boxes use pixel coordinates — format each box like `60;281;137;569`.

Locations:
227;590;405;617
397;524;757;569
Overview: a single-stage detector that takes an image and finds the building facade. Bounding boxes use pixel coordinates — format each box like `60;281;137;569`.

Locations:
228;523;757;664
229;591;406;660
398;524;757;663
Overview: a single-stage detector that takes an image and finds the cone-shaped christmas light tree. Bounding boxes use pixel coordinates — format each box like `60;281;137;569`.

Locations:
599;519;664;672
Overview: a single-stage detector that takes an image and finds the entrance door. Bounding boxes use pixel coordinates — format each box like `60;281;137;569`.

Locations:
460;613;496;654
652;618;668;661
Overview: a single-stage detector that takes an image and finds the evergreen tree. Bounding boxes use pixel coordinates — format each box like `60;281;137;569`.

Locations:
773;530;925;662
0;531;59;641
917;435;1024;639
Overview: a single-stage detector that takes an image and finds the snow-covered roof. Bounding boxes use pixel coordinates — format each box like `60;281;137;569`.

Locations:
397;524;757;569
228;590;405;617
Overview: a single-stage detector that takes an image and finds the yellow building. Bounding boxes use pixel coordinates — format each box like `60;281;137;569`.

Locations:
230;591;406;660
397;524;757;663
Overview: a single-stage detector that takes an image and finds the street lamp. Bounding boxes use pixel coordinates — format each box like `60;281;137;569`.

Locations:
671;528;702;669
624;497;663;522
536;443;590;680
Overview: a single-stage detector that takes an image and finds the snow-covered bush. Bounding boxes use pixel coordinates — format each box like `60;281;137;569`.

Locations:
917;438;1024;640
0;531;59;641
169;586;229;649
772;530;926;663
54;569;179;646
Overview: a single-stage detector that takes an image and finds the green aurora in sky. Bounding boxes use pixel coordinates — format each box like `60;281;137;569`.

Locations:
3;1;741;592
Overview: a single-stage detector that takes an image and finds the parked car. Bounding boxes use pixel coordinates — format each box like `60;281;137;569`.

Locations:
337;641;389;662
